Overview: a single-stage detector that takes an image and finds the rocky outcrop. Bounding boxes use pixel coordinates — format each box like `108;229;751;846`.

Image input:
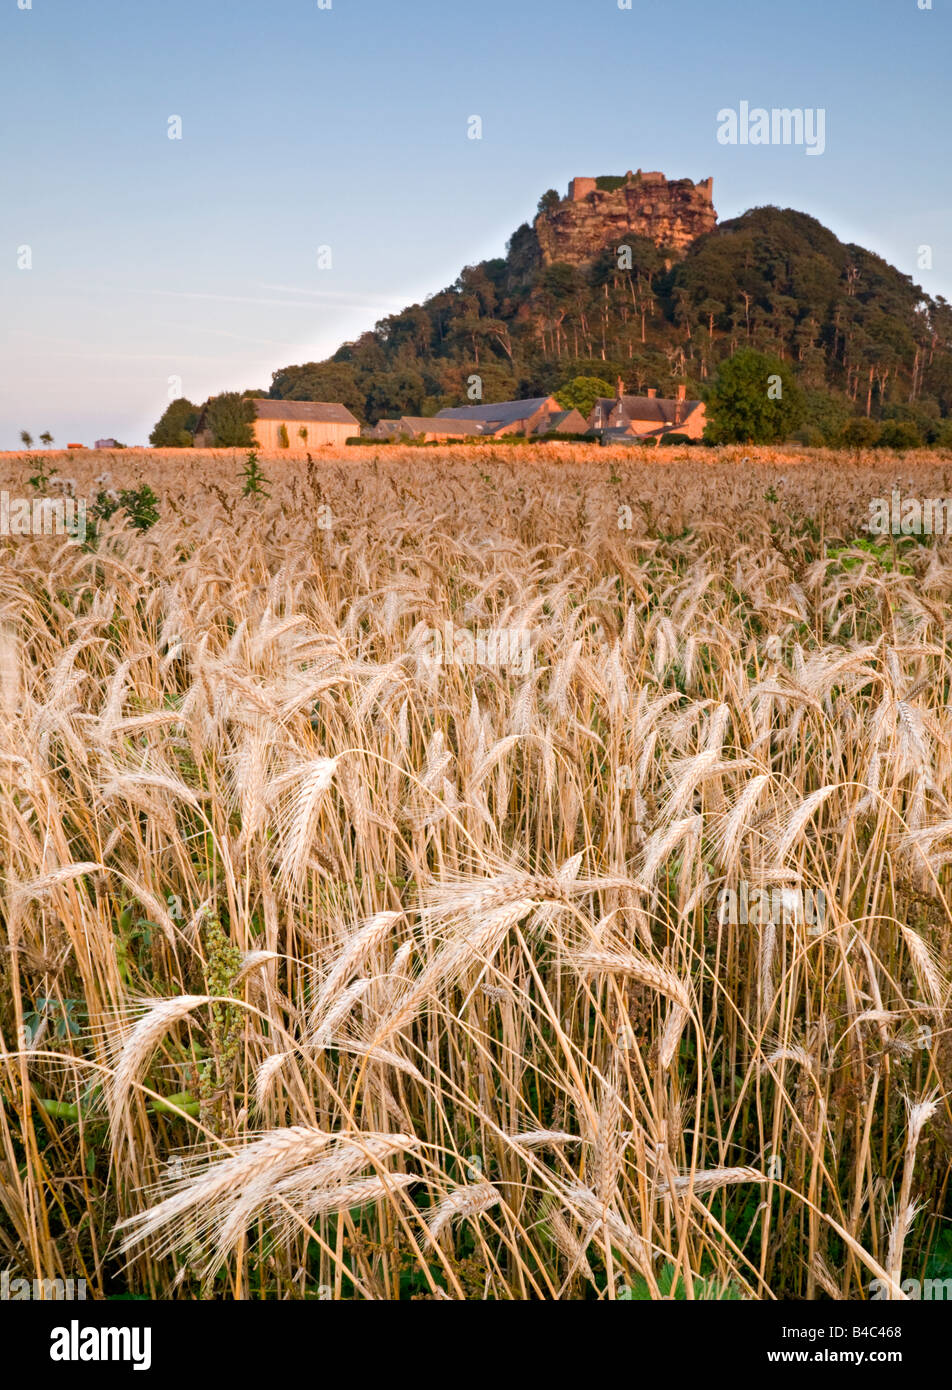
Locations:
533;170;717;267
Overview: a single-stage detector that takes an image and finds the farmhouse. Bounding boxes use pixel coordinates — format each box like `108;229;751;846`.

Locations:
251;400;359;451
591;381;706;440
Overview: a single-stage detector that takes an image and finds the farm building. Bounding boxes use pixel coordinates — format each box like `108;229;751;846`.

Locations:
590;382;706;440
531;408;589;436
369;416;487;442
369;409;589;441
435;396;563;437
250;400;359;451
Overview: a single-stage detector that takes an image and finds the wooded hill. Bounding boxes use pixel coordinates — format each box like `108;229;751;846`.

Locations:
267;202;952;439
152;197;952;446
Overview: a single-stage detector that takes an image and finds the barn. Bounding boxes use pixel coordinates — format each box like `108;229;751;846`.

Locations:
434;396;562;436
369;416;487;442
251;400;359;451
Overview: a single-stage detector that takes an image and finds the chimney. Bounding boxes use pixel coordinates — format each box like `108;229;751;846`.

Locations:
676;384;687;402
616;376;624;399
646;388;657;399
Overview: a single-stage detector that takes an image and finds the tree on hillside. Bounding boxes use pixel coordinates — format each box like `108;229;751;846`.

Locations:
555;375;614;419
364;370;425;424
39;431;54;448
439;362;517;407
150;398;200;447
269;361;365;420
332;332;388;376
704;349;804;443
377;305;432;359
20;431;33;448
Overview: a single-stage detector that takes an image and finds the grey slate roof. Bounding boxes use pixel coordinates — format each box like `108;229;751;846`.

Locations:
370;416;487;438
616;394;702;423
398;416;485;435
253;399;359;425
435;397;552;426
533;409;590;434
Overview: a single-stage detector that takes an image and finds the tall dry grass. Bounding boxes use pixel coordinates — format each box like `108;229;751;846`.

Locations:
1;444;951;1300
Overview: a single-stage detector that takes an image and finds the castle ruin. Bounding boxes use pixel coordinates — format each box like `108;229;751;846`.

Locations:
534;169;716;267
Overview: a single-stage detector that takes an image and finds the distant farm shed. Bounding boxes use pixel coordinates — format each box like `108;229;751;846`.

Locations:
435;396;561;436
370;416;486;442
251;400;359;451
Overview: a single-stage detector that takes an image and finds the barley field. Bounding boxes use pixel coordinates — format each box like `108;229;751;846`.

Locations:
2;444;952;1300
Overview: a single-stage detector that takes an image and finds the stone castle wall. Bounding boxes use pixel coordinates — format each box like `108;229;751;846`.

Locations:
535;170;716;266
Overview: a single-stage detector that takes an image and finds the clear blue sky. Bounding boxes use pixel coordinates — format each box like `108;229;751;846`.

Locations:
1;0;949;448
